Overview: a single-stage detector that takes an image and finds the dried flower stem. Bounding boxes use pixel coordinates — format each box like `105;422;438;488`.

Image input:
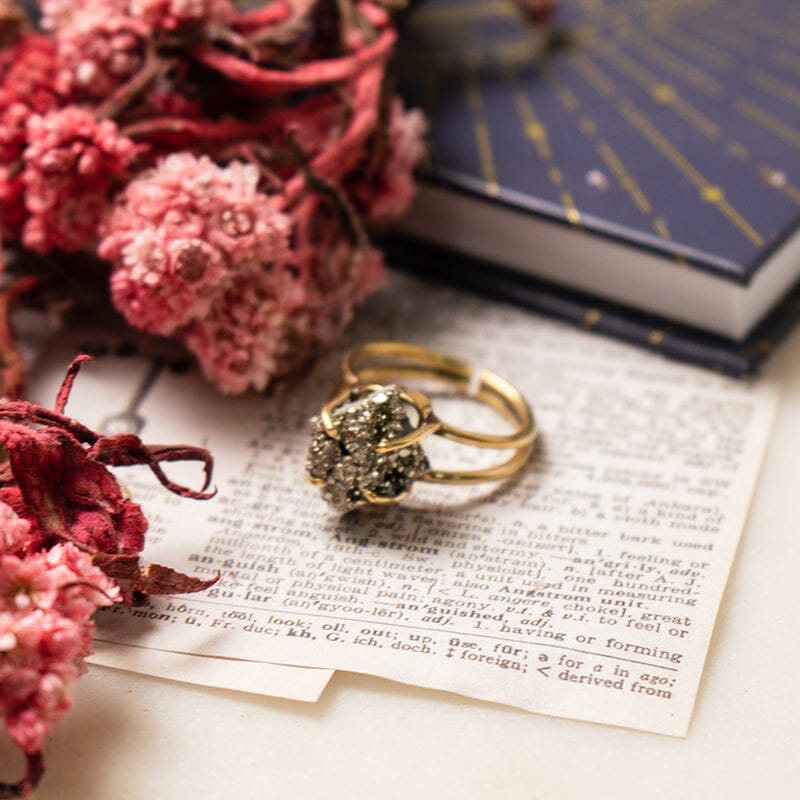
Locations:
121;113;279;144
191;27;395;94
0;751;43;799
96;50;172;121
0;276;39;402
232;0;292;30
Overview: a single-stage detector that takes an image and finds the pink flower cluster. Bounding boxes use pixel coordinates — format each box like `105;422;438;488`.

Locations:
1;0;428;396
357;99;428;225
54;13;149;100
98;151;392;393
0;502;119;757
22;106;139;252
0;34;139;250
42;0;233;35
282;193;386;375
100;153;300;392
0;34;61;239
131;0;234;31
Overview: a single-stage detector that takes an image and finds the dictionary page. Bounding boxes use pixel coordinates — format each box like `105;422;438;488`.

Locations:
26;344;334;703
90;641;330;702
42;275;777;736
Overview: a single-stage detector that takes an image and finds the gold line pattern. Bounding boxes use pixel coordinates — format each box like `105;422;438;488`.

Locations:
504;68;582;225
571;55;615;98
595;141;651;214
464;54;500;197
649;23;733;71
748;68;800;110
735;97;800;151
510;83;554;160
473;121;500;196
618;99;764;247
653;217;671;240
621;30;724;96
406;0;798;288
589;41;721;138
548;69;688;256
565;40;771;251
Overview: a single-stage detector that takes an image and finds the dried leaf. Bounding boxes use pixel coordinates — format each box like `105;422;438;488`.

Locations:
135;562;220;596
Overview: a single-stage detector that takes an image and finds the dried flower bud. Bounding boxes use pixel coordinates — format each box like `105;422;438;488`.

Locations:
100;152;291;336
55;14;149;100
351;97;427;225
21;107;139;253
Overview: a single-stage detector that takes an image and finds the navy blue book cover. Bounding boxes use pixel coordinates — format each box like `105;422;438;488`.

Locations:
396;0;800;284
391;0;800;372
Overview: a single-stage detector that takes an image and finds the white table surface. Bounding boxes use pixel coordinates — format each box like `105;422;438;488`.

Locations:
3;324;799;800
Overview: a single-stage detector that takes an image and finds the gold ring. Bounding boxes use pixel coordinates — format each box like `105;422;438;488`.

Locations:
305;342;536;512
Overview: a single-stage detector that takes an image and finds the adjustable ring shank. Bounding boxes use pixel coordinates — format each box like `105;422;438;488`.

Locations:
340;342;536;484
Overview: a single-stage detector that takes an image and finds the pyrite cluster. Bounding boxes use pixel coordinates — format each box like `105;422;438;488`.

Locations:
306;385;429;512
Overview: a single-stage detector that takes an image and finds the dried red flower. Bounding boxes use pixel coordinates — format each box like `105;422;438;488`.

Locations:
0;355;218;600
0;356;219;795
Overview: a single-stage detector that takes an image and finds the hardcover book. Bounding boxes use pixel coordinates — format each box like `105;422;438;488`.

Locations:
392;0;800;374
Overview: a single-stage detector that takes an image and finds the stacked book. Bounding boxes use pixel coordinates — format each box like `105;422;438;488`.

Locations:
392;0;800;375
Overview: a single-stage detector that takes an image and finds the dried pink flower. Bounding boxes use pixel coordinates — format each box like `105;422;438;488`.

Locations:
183;269;302;394
181;189;385;392
130;0;234;32
0;35;61;115
0;441;149;562
43;544;120;619
0;503;120;759
54;13;149;100
355;98;427;224
20;106;139;253
0;94;28;163
0;554;57;611
0;36;62;241
99;152;291;336
39;0;108;32
279;193;386;374
0;360;221;793
42;0;233;34
0;502;29;556
0;357;217;597
0;597;107;753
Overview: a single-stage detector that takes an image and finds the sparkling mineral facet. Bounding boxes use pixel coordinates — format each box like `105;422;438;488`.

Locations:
306;385;429;512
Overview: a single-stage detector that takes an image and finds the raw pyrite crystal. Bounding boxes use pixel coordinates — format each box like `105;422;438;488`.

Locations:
306;385;430;512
